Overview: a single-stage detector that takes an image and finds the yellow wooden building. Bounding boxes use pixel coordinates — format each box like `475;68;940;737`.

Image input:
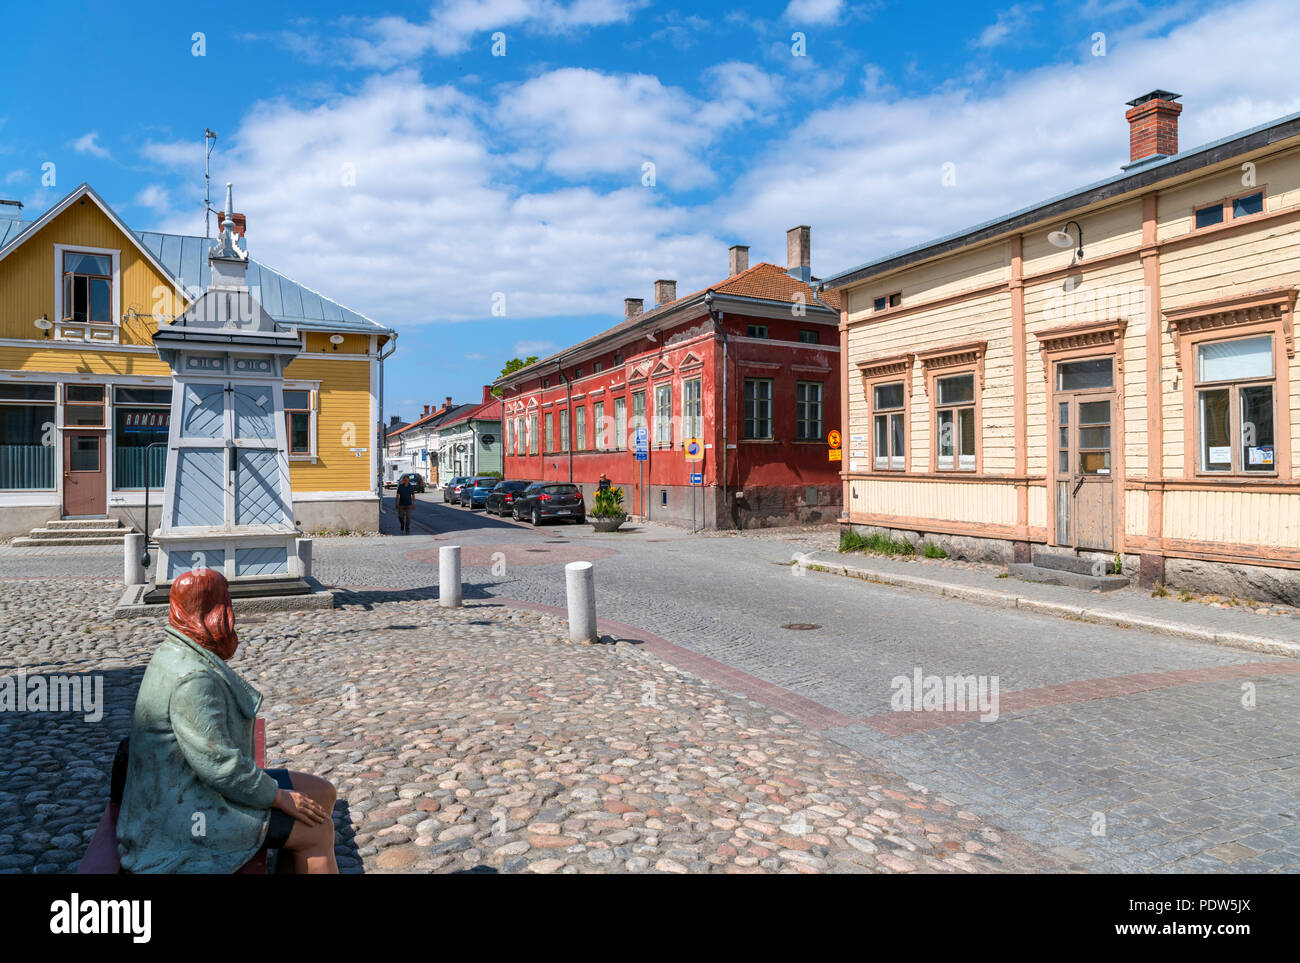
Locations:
825;92;1300;601
0;184;393;537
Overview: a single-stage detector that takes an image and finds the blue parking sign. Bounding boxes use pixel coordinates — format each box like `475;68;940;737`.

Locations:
690;472;703;485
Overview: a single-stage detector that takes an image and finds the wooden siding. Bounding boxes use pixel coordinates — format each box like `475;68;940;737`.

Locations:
1162;488;1300;548
0;200;180;344
849;477;1017;527
283;356;372;493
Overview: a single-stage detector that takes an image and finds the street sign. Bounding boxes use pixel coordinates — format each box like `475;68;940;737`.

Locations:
827;430;842;449
690;472;703;485
685;437;704;461
635;426;649;461
829;449;842;462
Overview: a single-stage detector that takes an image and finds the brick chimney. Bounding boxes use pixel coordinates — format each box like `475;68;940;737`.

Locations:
786;226;811;282
729;245;749;276
423;404;431;417
1125;90;1182;166
625;297;644;318
654;280;676;305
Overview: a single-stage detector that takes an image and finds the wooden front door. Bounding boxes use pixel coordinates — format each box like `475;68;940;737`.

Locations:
1053;388;1116;551
63;431;106;516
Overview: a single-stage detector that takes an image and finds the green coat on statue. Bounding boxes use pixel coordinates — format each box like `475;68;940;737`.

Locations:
117;626;279;873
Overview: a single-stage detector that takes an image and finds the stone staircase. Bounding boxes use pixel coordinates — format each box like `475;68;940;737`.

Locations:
10;517;134;547
1007;548;1131;592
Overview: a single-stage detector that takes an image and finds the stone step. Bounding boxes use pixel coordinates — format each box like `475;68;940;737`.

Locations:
1007;562;1130;592
47;518;127;531
23;526;130;539
1030;549;1120;576
10;535;130;547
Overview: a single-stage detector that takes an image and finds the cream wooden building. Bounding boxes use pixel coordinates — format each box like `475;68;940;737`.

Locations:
825;92;1300;601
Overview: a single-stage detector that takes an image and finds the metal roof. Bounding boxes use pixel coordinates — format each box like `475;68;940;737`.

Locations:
822;106;1300;290
134;231;391;334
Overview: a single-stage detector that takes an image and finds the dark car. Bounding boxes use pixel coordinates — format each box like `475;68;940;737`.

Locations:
485;480;532;516
513;482;586;525
396;472;425;493
442;476;471;504
463;476;502;510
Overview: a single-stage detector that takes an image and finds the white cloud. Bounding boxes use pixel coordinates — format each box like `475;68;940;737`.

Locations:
783;0;844;24
134;184;171;211
4;169;28;185
71;132;111;159
974;4;1040;49
512;339;559;358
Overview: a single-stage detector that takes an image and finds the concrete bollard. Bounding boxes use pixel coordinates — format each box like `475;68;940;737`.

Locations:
124;533;147;587
296;537;313;579
565;561;597;643
439;545;462;608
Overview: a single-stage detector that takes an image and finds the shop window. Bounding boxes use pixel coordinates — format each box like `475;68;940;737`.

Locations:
0;383;56;489
65;384;106;427
114;385;171;489
1196;335;1275;474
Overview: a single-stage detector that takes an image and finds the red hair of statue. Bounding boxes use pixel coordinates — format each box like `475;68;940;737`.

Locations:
169;568;238;660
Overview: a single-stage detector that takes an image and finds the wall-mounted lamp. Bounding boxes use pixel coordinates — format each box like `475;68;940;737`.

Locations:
33;315;52;338
1047;221;1084;261
329;334;345;350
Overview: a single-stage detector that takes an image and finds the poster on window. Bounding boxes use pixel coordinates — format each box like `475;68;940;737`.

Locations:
1248;446;1274;466
1208;445;1231;464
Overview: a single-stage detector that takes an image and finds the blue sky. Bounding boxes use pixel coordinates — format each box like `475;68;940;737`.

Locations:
3;0;1299;423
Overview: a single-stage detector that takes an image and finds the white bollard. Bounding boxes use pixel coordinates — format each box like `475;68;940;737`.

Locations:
295;537;313;579
439;545;462;608
124;532;147;587
565;561;597;643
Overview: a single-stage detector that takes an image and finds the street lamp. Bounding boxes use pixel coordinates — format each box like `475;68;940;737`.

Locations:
1047;221;1084;261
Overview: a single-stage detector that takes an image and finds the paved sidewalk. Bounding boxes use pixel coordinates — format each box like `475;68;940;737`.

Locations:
0;577;1062;874
805;550;1300;658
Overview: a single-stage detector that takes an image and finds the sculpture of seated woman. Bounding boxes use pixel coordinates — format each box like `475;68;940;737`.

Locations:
117;567;338;873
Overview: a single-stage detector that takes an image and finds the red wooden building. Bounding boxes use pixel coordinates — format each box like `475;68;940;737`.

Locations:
493;227;842;528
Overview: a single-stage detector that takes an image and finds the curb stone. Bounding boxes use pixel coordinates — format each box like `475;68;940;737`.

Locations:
805;557;1300;659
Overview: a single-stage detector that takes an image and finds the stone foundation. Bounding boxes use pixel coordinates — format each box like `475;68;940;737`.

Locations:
292;496;380;535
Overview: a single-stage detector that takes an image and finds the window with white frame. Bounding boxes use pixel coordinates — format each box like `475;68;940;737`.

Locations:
593;401;606;450
559;408;569;451
935;373;975;470
545;412;553;452
0;382;56;489
529;411;538;455
61;251;113;324
872;382;905;470
283;389;313;456
743;378;772;439
796;381;822;441
614;396;627;450
654;384;672;446
1196;335;1275;474
683;379;702;440
575;406;587;450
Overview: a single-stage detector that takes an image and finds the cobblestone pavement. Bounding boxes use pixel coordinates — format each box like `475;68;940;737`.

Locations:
0;578;1060;874
1;492;1297;872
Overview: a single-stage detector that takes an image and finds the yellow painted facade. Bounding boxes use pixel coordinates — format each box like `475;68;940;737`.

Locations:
836;127;1300;579
0;187;389;534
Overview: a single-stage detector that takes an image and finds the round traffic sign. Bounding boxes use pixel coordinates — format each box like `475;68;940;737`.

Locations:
827;430;842;449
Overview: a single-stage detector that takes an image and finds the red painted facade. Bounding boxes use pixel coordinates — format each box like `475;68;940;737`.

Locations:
496;258;843;528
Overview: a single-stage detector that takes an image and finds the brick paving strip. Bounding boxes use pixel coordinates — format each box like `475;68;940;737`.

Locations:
859;660;1300;736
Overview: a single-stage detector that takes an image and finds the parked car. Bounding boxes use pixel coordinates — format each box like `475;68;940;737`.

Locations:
485;480;532;516
462;476;502;510
395;472;425;493
442;476;471;504
513;482;586;525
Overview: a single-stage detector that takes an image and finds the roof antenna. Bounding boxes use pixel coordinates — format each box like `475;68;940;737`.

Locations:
203;128;218;238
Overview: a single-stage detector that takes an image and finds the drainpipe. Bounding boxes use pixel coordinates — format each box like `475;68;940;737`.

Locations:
705;292;728;528
557;361;573;483
376;332;398;497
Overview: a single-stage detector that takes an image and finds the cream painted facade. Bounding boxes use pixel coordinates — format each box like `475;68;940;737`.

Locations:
829;113;1300;600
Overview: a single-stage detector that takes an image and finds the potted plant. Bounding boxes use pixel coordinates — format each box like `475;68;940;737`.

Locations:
590;486;628;532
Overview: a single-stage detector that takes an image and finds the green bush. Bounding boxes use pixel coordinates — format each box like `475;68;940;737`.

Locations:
478;470;504;480
593;486;626;517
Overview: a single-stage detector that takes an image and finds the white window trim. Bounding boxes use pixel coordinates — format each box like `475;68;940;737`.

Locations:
284;380;320;463
53;244;121;343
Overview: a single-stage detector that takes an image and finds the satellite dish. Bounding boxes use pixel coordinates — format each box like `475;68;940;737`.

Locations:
1046;231;1074;249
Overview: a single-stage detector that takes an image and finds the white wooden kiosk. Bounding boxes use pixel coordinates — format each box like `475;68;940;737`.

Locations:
143;187;310;601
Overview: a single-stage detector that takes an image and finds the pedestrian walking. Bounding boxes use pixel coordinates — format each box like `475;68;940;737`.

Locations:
396;475;415;533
